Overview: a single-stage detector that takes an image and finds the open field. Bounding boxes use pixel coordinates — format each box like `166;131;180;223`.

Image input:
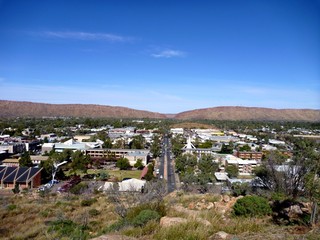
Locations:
65;169;142;181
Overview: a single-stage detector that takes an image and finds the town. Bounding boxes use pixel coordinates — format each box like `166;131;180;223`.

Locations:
0;117;319;238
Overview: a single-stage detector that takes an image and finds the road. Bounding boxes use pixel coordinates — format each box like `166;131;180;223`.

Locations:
158;135;176;193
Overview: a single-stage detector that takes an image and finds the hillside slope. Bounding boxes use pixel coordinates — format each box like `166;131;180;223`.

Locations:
1;100;319;121
174;106;320;122
0;100;166;119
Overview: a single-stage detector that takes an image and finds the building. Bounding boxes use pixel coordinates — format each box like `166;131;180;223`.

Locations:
0;143;26;154
42;139;103;154
182;136;222;156
1;158;19;167
0;166;42;189
86;148;150;166
30;155;49;165
224;154;259;175
235;151;263;161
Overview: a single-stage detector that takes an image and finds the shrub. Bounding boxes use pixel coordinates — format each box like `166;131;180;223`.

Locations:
233;195;272;217
7;204;17;211
70;182;88;195
131;209;160;227
81;198;97;207
126;202;166;221
103;219;128;233
89;208;100;216
48;218;89;239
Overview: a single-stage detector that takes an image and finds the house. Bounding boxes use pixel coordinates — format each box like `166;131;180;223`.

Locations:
0;166;42;189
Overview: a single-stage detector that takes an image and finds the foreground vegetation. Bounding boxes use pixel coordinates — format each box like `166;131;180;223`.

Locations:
1;188;319;240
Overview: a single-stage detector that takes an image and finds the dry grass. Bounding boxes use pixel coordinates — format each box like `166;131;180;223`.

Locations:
1;191;319;240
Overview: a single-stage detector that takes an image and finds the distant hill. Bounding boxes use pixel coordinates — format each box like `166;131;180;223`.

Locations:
0;100;319;122
174;106;320;122
0;100;166;119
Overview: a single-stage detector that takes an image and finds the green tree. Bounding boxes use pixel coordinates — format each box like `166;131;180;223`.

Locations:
175;153;197;173
198;154;218;175
239;144;251;152
150;135;161;158
231;182;250;196
220;142;234;154
198;140;213;148
225;164;239;178
19;151;33;167
144;164;155;181
116;158;131;170
134;159;144;170
130;135;145;149
70;150;91;174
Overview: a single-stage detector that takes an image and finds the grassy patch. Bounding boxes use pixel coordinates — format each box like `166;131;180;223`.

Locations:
153;221;213;240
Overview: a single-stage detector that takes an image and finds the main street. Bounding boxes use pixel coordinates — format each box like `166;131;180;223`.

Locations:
158;135;176;193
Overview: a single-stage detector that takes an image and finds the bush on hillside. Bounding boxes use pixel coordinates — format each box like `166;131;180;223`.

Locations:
131;209;160;227
233;195;272;217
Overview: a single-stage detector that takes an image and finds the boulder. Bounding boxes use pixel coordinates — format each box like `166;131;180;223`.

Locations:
160;217;188;227
222;195;230;203
208;231;230;240
91;234;137;240
206;202;214;210
188;202;195;210
195;217;212;227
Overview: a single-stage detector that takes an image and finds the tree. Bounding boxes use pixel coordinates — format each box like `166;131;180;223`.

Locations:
144;164;155;181
239;144;251;152
231;182;250;196
70;150;91;174
150;135;161;158
19;151;33;167
175;153;197;173
134;159;144;170
198;140;213;148
225;164;239;178
130;135;145;149
198;154;218;175
220;142;234;154
116;158;131;170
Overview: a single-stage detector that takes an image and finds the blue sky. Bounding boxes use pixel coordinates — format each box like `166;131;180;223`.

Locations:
0;0;319;113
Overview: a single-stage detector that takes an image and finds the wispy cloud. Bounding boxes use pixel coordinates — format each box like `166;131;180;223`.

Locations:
41;31;133;42
151;49;186;58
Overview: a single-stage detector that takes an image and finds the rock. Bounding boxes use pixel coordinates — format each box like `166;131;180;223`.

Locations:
222;195;230;203
188;202;195;210
207;202;214;210
91;234;137;240
195;217;212;227
287;205;303;219
208;231;230;240
196;202;206;210
160;217;188;227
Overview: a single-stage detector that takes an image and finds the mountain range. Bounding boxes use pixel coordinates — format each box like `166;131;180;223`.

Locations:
0;100;319;122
